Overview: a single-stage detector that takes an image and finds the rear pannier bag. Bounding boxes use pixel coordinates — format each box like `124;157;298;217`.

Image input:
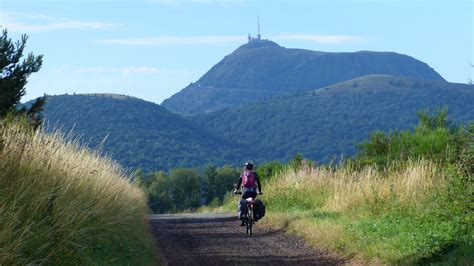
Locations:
253;199;266;221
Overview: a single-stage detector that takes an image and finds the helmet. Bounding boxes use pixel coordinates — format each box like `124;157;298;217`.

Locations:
244;161;253;170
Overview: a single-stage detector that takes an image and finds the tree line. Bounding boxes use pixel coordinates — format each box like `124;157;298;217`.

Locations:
134;160;291;213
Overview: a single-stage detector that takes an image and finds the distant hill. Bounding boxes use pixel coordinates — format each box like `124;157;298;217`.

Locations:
38;76;473;172
41;94;242;171
190;75;474;163
162;40;445;114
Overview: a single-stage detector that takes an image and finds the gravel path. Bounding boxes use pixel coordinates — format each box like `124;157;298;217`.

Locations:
150;213;343;265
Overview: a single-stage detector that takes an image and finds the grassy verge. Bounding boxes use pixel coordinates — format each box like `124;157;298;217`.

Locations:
0;121;155;264
220;161;472;264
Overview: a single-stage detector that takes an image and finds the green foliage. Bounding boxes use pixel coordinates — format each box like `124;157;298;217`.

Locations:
0;29;46;127
147;172;174;213
169;168;201;210
144;159;287;213
41;94;242;171
40;75;474;171
255;160;285;181
290;153;304;169
355;108;470;167
191;75;474;165
451;122;473;177
141;165;239;213
203;165;218;203
209;165;239;202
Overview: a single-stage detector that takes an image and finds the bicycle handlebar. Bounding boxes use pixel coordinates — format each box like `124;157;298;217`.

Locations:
234;191;263;195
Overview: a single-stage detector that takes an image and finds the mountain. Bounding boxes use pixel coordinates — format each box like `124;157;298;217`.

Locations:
40;94;242;172
162;40;445;114
190;75;474;163
37;77;473;172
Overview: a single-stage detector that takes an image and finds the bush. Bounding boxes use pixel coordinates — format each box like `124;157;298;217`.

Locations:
355;108;470;167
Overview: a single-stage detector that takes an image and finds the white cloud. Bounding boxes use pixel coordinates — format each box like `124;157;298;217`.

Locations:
272;34;367;44
100;35;246;46
0;11;121;33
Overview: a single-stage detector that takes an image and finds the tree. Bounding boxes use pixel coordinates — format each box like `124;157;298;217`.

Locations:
203;165;218;203
213;166;239;201
148;172;174;213
0;29;46;127
169;168;201;210
256;160;284;181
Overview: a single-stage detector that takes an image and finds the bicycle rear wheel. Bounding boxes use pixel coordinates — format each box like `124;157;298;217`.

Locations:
247;209;253;236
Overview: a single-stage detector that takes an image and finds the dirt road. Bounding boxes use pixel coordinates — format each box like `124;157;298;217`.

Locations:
150;213;343;265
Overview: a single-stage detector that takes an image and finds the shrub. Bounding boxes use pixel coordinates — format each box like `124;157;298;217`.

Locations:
355;108;470;167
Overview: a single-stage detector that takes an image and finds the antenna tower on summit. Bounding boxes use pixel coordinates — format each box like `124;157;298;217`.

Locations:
257;15;261;40
247;15;267;44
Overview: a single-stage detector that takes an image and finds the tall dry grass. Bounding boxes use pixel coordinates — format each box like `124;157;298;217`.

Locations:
0;121;153;264
265;160;443;213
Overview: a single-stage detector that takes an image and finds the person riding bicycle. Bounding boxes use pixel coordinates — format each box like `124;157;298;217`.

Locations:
234;161;263;198
234;161;263;225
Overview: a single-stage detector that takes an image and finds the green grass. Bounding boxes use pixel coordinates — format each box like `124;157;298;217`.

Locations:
0;120;156;264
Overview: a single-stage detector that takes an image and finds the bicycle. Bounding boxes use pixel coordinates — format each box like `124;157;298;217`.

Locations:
234;191;262;236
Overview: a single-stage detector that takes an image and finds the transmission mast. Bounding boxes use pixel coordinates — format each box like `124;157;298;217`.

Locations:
257;15;261;40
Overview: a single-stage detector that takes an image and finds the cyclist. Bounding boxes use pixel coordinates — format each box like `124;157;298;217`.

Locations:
234;161;263;225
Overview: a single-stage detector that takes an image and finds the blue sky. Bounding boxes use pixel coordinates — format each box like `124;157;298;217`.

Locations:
1;0;472;104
